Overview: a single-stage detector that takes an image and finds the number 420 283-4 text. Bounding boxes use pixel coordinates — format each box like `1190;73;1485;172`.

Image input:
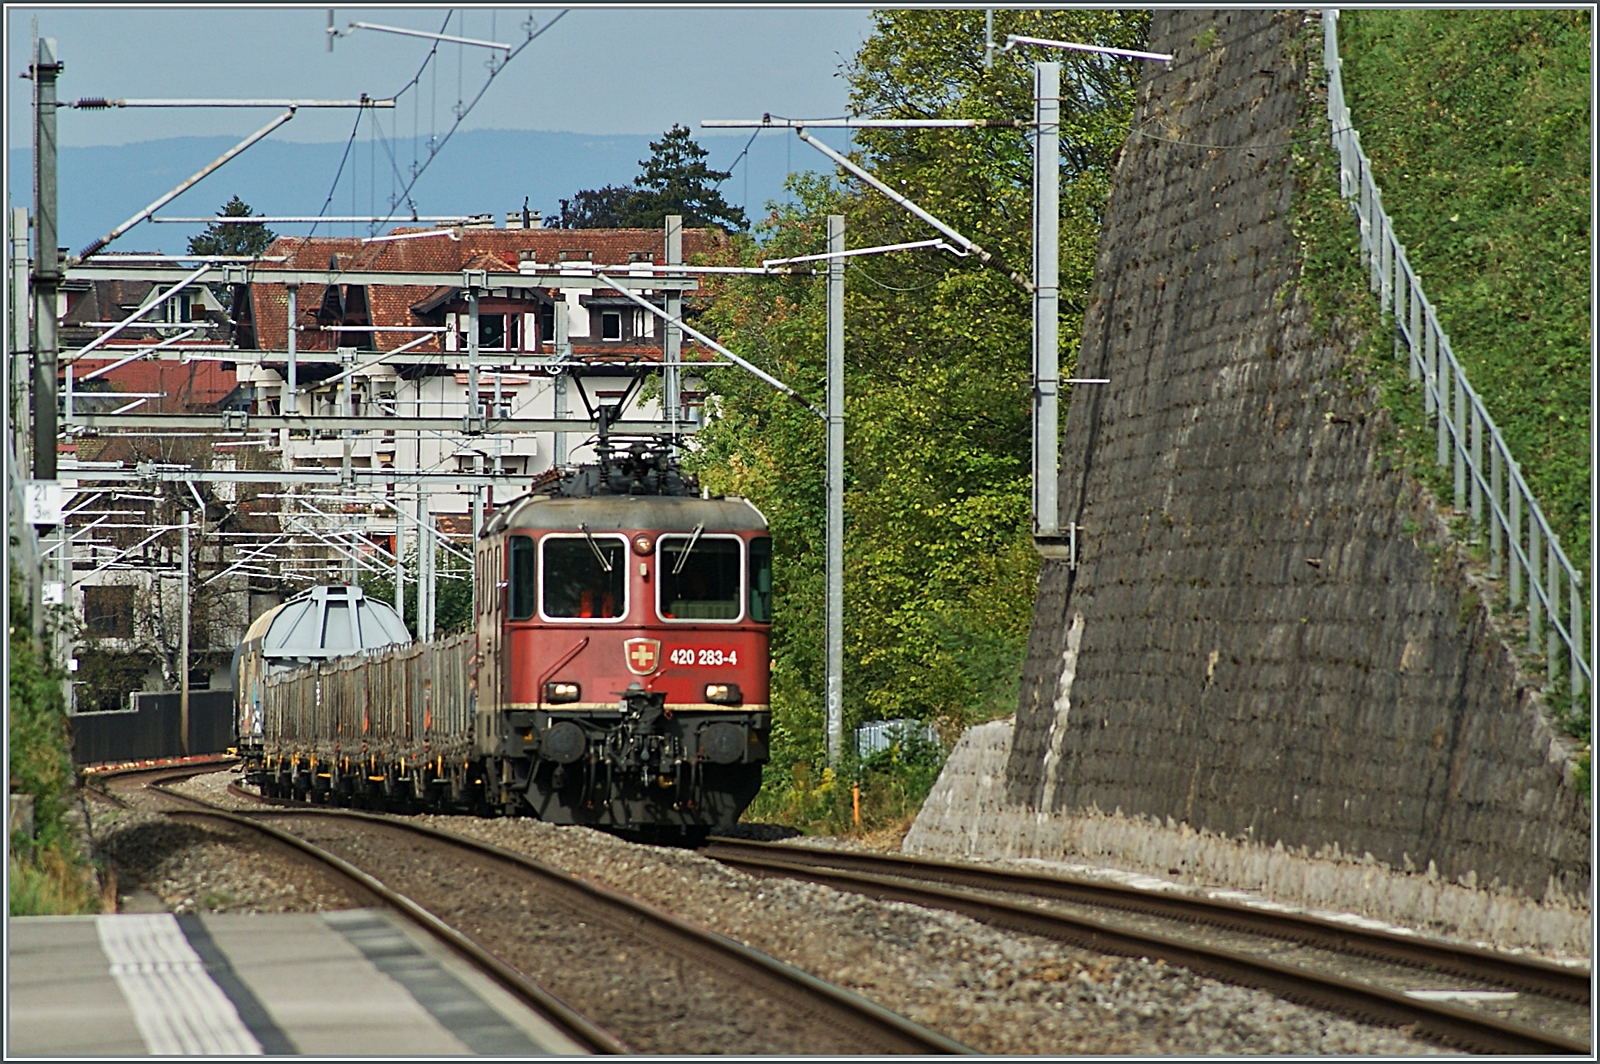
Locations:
668;647;739;667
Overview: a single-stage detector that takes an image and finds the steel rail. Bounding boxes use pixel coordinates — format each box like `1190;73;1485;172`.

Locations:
224;806;972;1055
704;844;1588;1056
141;785;626;1054
83;756;241;804
704;839;1590;1005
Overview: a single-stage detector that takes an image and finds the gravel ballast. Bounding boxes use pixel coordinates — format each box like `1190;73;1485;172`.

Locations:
141;772;1446;1053
406;813;1445;1055
89;806;367;915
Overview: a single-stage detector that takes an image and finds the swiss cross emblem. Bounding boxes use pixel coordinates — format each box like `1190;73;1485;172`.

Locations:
624;638;661;676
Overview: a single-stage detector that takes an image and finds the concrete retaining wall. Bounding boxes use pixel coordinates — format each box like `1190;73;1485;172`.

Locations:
907;719;1589;955
908;8;1589;941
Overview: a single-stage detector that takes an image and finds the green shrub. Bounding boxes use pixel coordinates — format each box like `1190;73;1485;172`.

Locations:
9;567;100;915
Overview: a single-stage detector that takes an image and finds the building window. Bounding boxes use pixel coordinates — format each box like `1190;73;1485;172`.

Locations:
455;312;518;352
479;313;507;350
83;585;135;638
538;303;555;347
600;311;622;341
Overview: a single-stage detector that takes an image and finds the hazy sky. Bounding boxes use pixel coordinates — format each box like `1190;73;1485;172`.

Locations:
8;7;878;146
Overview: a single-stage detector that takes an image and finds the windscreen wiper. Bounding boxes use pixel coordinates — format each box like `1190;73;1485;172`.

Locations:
672;522;705;575
579;522;613;572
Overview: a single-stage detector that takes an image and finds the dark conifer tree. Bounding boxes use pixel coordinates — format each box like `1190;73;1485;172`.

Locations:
558;125;747;232
187;196;277;257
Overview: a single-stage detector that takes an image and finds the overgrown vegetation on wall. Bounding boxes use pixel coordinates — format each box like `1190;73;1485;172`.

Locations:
1336;10;1591;582
682;10;1149;834
1291;15;1591;755
9;569;101;914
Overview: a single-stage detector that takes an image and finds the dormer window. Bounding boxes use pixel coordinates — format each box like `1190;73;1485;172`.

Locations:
479;313;508;350
451;311;518;351
600;310;622;341
628;251;653;264
558;249;591;262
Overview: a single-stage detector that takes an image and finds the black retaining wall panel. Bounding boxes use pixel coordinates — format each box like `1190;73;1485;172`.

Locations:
71;690;235;765
1007;10;1587;902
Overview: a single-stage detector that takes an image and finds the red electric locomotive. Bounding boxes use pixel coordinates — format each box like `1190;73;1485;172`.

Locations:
473;439;772;836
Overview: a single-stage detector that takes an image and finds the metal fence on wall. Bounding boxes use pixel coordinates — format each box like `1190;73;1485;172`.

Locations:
1322;9;1589;702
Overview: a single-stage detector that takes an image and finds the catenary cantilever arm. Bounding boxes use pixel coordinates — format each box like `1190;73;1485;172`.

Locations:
794;129;1032;293
595;273;824;420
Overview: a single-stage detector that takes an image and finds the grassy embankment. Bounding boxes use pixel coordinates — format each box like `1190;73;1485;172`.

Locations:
9;568;101;914
1291;12;1591;773
1340;12;1590;738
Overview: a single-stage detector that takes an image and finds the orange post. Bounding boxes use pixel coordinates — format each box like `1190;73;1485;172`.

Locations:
852;782;861;827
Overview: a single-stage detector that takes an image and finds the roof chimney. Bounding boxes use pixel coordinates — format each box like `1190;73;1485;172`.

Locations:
506;206;542;230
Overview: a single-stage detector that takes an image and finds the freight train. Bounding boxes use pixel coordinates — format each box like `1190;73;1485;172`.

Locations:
237;437;773;838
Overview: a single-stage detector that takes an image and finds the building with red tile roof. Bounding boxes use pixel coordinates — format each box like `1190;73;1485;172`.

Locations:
239;225;729;362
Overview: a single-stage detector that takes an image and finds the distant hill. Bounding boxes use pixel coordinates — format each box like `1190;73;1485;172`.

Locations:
7;127;835;252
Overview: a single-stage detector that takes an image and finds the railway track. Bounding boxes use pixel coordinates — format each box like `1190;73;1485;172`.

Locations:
138;776;968;1055
84;757;240;807
703;838;1590;1056
93;763;623;1053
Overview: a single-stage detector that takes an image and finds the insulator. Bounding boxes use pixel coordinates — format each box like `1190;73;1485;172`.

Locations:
74;97;110;110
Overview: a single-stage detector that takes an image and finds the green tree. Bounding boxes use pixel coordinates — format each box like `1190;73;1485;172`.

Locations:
559;124;748;231
186;195;277;257
360;546;473;639
556;185;637;229
683;10;1149;821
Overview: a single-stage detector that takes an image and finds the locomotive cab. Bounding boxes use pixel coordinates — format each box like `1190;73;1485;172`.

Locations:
475;450;771;832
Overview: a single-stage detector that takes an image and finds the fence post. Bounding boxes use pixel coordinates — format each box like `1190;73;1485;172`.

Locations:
1452;371;1466;512
1361;162;1377;283
1436;341;1450;469
1469;404;1483;532
1393;248;1408;361
1528;520;1542;653
1490;445;1503;577
1379;219;1393;314
1422;308;1437;416
1407;274;1423;380
1509;487;1523;607
1546;538;1559;685
1571;576;1584;699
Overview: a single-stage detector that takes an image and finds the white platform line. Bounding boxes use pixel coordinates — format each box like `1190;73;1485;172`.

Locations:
96;914;263;1055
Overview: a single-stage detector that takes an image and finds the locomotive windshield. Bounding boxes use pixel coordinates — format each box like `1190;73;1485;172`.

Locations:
542;535;627;618
659;535;741;620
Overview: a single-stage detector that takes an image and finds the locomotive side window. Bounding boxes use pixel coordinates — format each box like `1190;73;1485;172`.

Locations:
509;536;537;620
657;535;742;621
748;536;773;624
541;535;627;619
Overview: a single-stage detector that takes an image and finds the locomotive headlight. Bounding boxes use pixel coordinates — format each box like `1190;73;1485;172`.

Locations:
632;534;654;555
704;682;743;705
545;681;581;704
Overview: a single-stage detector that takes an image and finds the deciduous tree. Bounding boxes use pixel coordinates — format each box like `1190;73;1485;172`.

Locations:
684;10;1149;796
